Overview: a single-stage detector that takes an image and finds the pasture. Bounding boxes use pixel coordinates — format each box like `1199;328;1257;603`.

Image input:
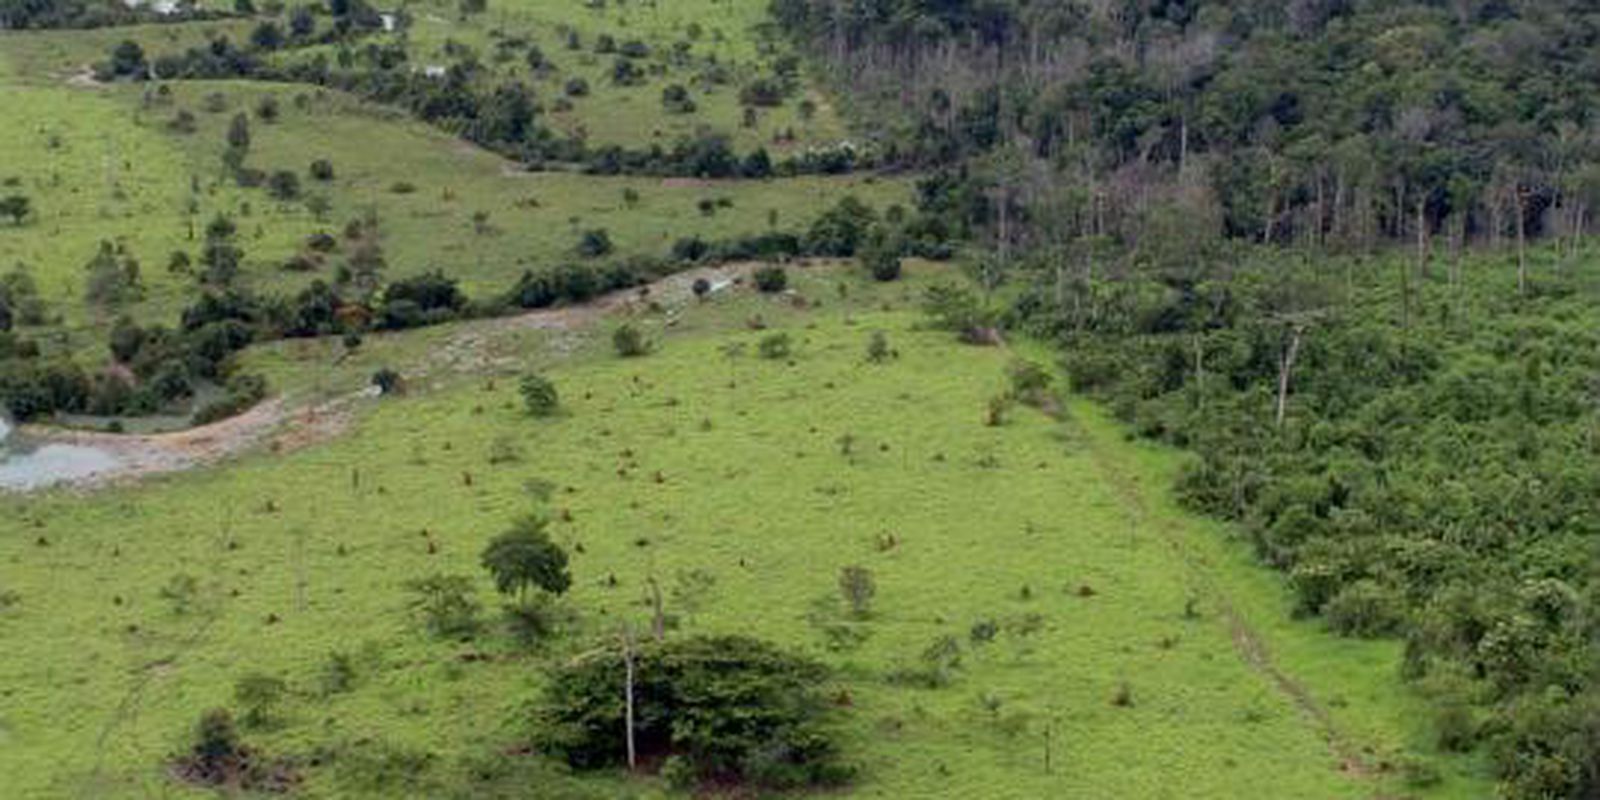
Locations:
0;265;1487;798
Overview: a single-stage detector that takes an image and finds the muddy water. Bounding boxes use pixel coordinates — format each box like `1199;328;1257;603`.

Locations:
0;417;122;491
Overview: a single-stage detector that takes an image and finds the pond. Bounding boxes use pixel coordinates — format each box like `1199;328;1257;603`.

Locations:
0;417;122;491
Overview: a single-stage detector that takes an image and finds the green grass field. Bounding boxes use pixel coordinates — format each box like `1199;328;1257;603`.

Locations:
0;266;1489;798
0;1;1506;797
0;76;903;360
0;0;888;363
0;0;847;151
401;0;849;150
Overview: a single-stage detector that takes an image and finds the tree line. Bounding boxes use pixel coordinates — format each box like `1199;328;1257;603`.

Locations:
774;0;1600;261
0;192;935;422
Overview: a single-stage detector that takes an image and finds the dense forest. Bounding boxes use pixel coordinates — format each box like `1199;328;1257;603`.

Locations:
777;0;1600;262
787;2;1600;797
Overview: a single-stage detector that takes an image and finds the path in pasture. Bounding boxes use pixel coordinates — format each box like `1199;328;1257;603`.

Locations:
13;261;764;491
1070;409;1376;781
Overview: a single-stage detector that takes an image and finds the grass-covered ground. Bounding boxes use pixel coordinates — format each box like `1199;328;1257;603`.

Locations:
0;0;889;366
0;265;1489;798
0;2;1506;797
402;0;848;150
0;75;902;360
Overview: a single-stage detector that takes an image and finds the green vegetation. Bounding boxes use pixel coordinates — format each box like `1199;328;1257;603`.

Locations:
0;267;1490;797
538;634;851;790
3;0;1592;797
1026;251;1600;798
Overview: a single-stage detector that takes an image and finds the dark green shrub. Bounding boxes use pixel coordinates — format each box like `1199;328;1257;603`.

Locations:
1007;359;1053;405
753;266;787;293
172;709;296;791
758;332;792;360
234;672;287;728
403;573;481;638
662;84;695;113
371;368;403;395
535;635;852;789
577;229;613;259
266;170;300;200
192;374;267;425
838;565;874;617
318;651;357;696
740;78;785;107
866;330;892;363
612;323;649;357
862;236;901;281
1324;579;1402;638
520;373;559;416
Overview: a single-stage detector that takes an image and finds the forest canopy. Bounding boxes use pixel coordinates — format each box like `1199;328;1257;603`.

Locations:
775;0;1600;252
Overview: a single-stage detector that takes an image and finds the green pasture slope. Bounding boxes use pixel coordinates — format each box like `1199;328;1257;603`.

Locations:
402;0;849;150
0;0;1493;796
0;53;900;361
0;266;1488;798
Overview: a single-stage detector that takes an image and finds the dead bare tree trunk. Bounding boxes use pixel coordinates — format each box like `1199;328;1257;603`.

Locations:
1516;187;1528;295
1276;325;1305;428
1451;210;1466;289
1178;114;1189;184
1314;171;1326;249
1415;196;1430;280
1399;257;1411;331
622;623;637;770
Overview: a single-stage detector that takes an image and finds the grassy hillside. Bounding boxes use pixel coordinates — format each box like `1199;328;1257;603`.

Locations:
403;0;848;150
0;266;1488;798
0;74;902;362
0;0;1533;797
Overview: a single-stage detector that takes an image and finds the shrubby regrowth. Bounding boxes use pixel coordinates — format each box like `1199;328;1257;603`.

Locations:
536;635;852;790
1011;257;1600;798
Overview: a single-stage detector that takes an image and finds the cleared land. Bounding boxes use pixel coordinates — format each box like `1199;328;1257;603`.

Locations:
0;265;1488;798
0;1;1492;797
0;75;902;359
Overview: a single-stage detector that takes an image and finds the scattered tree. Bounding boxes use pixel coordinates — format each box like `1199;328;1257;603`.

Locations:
233;672;287;728
481;515;571;604
403;573;481;638
612;323;649;357
536;635;853;789
519;372;559;416
753;265;788;293
759;332;792;360
0;195;29;225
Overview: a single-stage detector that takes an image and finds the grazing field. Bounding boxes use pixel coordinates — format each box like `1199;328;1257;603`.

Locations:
0;266;1487;798
0;0;1540;797
401;0;849;150
0;75;903;360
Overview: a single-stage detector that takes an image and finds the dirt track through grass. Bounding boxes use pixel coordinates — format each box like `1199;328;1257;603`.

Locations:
1070;412;1374;779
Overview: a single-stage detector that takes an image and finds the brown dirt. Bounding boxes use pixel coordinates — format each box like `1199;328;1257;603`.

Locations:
15;261;773;492
63;66;103;89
